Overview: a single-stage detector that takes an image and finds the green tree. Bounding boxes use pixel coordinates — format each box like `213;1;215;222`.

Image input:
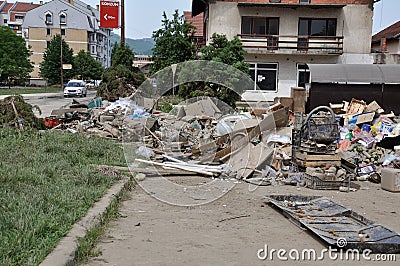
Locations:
200;33;248;73
73;50;104;81
0;26;33;87
151;10;196;74
97;44;145;101
177;33;249;107
111;42;135;68
39;35;74;85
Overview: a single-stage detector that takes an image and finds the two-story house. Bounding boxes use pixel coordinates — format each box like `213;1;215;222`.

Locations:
191;0;378;102
22;0;112;83
372;21;400;64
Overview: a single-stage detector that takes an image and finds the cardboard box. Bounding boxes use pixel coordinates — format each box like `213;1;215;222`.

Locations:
381;168;400;192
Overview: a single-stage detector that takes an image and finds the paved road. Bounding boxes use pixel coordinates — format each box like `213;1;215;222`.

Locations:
86;178;400;266
1;91;97;118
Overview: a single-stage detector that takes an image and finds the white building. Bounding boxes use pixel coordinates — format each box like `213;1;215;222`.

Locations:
191;0;378;102
22;0;112;81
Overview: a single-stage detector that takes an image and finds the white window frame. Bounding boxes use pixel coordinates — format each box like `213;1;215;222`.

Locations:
45;11;53;24
59;12;67;25
248;62;279;92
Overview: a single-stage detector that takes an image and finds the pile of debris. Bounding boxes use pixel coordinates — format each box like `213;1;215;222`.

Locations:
44;97;151;140
331;98;400;184
0;95;44;129
45;94;400;192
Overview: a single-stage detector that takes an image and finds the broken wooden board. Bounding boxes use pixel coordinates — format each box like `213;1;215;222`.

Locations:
291;87;306;113
50;108;87;117
235;143;274;179
274;97;294;111
129;167;200;176
295;151;341;168
270;106;289;128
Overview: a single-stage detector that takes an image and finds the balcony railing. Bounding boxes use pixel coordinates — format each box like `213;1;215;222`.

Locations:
238;34;343;54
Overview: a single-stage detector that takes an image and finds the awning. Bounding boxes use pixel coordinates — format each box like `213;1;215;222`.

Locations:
307;64;400;84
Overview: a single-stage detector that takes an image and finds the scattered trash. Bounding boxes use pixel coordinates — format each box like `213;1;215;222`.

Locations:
136;146;155;159
24;93;399;191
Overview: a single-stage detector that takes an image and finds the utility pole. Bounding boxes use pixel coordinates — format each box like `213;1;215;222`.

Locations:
60;33;63;90
121;0;125;47
59;9;67;90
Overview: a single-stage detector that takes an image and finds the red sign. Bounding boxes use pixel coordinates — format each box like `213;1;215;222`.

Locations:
100;0;119;28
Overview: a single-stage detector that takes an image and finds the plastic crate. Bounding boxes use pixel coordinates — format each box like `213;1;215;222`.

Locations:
304;173;348;190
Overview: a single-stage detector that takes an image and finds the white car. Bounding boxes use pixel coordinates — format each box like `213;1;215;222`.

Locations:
64;80;87;97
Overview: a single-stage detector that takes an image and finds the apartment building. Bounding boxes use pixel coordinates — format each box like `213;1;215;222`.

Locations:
22;0;112;81
372;21;400;64
191;0;378;102
0;1;39;36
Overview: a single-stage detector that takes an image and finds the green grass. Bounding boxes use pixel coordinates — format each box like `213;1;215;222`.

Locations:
0;129;126;265
0;87;61;95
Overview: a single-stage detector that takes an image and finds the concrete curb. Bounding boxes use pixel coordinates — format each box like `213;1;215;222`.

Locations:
40;175;131;266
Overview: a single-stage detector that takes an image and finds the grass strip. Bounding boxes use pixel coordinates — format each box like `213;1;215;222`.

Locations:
0;129;126;265
0;87;61;95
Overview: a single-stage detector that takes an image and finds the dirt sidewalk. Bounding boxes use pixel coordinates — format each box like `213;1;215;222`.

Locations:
86;176;399;266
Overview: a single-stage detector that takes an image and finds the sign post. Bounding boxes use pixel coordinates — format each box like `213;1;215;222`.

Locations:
100;0;119;29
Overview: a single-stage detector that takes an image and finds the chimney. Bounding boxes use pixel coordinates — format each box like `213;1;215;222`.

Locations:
96;4;99;10
68;0;74;5
381;37;387;53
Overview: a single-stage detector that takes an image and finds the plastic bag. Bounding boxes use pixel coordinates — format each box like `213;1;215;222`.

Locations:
135;146;154;159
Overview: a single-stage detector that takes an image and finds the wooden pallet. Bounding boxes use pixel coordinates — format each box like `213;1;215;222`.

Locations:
294;151;341;167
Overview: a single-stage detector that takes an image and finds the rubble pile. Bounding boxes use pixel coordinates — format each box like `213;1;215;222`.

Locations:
333;98;400;184
0;95;44;129
44;97;151;139
44;95;400;192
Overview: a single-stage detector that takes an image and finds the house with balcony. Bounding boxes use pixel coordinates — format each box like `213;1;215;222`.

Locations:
372;21;400;64
191;0;378;102
22;0;112;83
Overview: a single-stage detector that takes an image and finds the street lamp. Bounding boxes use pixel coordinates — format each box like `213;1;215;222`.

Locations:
59;9;67;90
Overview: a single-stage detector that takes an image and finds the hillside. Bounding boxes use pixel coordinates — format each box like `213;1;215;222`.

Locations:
109;33;155;55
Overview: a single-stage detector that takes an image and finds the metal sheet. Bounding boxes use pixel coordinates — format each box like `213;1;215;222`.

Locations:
266;195;400;254
379;65;400;83
308;64;400;84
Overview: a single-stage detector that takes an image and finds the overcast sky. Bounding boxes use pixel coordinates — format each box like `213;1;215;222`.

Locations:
36;0;398;39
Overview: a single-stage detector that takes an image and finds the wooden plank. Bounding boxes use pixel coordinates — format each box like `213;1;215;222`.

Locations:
129;167;199;176
135;159;215;176
295;152;340;161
